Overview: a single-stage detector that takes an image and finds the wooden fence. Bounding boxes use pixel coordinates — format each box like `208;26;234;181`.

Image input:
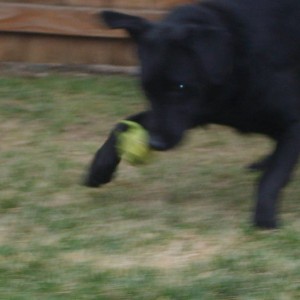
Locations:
0;0;194;67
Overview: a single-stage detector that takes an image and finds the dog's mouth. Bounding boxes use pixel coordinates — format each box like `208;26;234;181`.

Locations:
149;132;183;151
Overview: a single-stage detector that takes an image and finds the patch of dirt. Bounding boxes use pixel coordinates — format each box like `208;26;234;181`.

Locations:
61;233;238;271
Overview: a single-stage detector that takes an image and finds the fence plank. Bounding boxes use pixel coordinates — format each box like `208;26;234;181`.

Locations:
0;3;164;38
0;33;137;65
0;1;194;9
0;1;195;66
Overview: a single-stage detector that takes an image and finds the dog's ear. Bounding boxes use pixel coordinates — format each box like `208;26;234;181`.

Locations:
188;26;233;85
100;11;150;41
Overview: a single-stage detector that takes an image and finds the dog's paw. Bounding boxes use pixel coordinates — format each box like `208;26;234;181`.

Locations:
84;174;109;188
84;153;120;188
254;217;278;229
84;171;113;188
84;160;117;188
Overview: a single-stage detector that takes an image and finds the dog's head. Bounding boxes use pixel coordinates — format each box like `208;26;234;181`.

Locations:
101;6;232;150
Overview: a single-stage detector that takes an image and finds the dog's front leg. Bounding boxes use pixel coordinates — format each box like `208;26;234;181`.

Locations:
84;111;151;187
254;123;300;228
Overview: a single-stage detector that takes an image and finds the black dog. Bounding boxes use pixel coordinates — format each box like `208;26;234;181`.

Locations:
85;0;300;229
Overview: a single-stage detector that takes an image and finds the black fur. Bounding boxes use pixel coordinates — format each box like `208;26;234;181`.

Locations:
85;0;300;229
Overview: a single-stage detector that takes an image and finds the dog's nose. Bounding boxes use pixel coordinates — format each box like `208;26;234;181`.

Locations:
149;134;169;151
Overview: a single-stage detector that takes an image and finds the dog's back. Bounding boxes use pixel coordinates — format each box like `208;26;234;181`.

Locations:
201;0;300;71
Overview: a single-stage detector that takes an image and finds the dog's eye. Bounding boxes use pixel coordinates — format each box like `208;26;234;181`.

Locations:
169;83;188;95
168;82;198;99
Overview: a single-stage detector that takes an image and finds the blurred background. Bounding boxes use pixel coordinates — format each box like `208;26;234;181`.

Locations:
0;0;193;72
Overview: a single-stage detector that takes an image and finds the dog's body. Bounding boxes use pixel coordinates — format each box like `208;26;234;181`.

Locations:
85;0;300;228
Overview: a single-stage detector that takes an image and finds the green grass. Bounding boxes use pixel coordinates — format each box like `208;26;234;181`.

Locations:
0;75;300;299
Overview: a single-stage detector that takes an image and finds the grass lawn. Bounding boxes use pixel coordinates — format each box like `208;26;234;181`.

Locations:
0;74;299;299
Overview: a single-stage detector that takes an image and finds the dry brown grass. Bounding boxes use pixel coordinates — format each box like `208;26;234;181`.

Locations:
0;75;299;299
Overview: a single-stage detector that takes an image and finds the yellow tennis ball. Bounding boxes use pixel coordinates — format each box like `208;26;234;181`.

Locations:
116;120;150;165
